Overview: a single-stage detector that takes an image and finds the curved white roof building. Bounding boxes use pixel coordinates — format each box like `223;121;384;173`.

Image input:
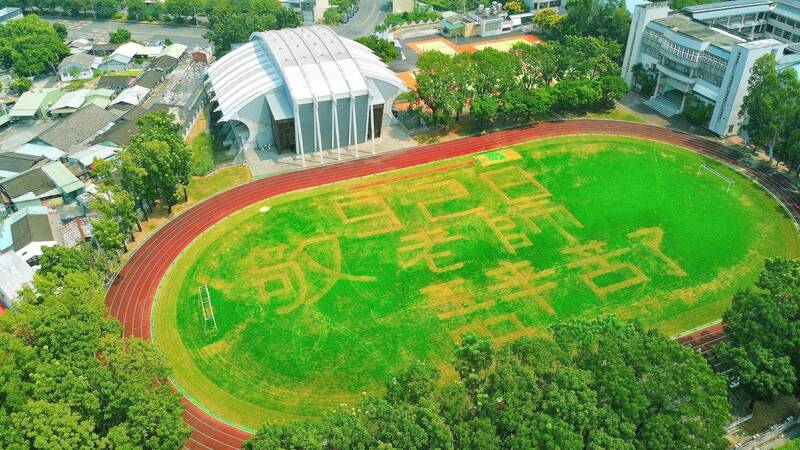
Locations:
206;26;406;159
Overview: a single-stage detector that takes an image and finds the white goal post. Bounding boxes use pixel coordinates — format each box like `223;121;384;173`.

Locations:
198;285;218;333
697;164;735;193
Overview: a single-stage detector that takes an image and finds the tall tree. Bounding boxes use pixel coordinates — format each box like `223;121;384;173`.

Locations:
204;0;299;55
561;0;631;48
739;54;798;164
119;111;193;214
244;316;729;449
716;258;800;403
0;15;69;77
0;246;190;449
109;27;132;44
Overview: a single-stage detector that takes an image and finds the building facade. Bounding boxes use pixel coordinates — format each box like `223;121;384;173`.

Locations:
622;0;799;136
205;26;406;161
281;0;329;23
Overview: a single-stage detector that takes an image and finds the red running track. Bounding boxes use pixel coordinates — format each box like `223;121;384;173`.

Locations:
104;120;800;450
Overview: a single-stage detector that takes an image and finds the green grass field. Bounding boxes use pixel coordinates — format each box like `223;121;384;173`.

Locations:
154;135;800;429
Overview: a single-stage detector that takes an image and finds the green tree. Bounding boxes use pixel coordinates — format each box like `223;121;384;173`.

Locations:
0;15;69;77
244;316;728;449
561;0;631;47
0;249;191;449
355;35;400;63
504;0;525;13
92;217;127;252
94;0;121;18
412;51;472;125
470;94;500;125
109;27;132;44
716;258;800;403
533;7;563;35
118;111;193;214
9;77;31;93
127;0;146;20
738;55;800;168
204;0;300;55
322;6;342;25
52;22;67;40
92;184;141;241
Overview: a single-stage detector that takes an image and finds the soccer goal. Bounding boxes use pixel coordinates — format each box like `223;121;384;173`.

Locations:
197;285;218;333
697;164;735;193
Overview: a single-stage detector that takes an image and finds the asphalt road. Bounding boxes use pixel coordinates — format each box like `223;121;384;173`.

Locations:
45;18;210;48
332;0;389;39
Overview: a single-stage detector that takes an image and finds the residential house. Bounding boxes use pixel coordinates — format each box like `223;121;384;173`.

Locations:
93;104;167;147
60;216;93;248
0;152;43;181
67;143;119;173
135;70;164;90
58;53;98;81
68;38;94;55
0;252;34;308
8;89;62;121
3;207;62;267
0;162;84;208
160;43;187;59
36;104;118;153
12;143;65;162
150;55;179;73
48;89;115;116
108;85;151;112
96;74;136;93
90;42;121;56
98;42;140;71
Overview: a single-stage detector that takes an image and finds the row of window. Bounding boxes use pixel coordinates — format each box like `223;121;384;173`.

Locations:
766;23;800;42
770;12;800;29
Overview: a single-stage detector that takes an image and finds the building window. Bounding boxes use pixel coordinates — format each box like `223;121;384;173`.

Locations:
766;24;773;32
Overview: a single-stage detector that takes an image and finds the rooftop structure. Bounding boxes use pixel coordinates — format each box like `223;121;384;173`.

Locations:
135;70;164;89
0;6;22;24
36;104;117;152
0;252;34;308
161;43;188;59
205;25;405;160
109;85;151;109
48;89;114;116
92;105;167;147
12;142;64;162
9;89;61;119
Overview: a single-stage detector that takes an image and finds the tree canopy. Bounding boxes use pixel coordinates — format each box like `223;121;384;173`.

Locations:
739;54;800;168
108;27;132;44
0;15;69;77
716;258;800;403
561;0;631;48
117;111;192;215
204;0;300;55
355;35;400;63
410;36;627;127
0;245;190;449
244;316;729;449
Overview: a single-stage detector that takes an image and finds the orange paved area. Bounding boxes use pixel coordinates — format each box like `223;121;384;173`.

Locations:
408;34;541;55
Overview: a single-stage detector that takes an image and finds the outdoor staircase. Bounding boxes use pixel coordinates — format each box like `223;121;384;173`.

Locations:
644;92;683;118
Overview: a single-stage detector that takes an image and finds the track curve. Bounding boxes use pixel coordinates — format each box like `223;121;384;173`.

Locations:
105;120;800;449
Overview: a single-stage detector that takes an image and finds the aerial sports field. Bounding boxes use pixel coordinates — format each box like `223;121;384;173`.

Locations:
152;134;799;429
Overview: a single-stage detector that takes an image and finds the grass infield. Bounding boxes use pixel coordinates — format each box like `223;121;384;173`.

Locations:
154;135;800;428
